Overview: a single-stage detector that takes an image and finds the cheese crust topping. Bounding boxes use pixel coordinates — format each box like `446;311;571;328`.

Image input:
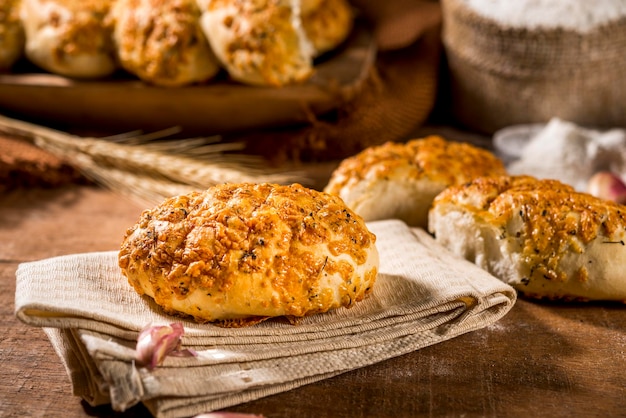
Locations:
430;175;626;301
119;183;379;326
325;136;507;227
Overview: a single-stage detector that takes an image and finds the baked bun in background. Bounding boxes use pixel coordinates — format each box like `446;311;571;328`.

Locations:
0;0;24;71
301;0;353;56
300;0;323;12
197;0;314;86
429;175;626;302
111;0;220;87
118;183;379;327
324;136;507;228
20;0;117;78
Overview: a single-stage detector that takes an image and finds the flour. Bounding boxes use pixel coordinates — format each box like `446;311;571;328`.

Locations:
463;0;626;32
495;118;626;191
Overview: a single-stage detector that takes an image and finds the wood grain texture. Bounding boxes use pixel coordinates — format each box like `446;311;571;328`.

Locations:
1;185;626;417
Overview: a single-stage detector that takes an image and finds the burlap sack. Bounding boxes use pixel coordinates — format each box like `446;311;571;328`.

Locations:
442;0;626;134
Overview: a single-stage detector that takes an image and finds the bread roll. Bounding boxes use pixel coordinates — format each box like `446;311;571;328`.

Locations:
197;0;314;86
324;136;507;228
300;0;323;13
20;0;117;78
301;0;353;56
111;0;220;87
118;183;379;327
429;175;626;302
0;0;24;70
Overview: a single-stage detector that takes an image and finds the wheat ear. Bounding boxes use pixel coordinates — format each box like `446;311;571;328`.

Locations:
0;114;305;204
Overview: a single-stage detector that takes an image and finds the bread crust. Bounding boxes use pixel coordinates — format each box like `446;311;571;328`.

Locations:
118;183;379;326
429;175;626;302
324;136;507;228
111;0;220;86
0;0;24;70
21;0;117;78
301;0;353;56
197;0;314;86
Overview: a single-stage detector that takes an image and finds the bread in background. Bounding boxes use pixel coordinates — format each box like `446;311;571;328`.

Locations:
197;0;314;87
324;136;507;228
20;0;117;78
301;0;353;56
0;0;24;71
111;0;220;87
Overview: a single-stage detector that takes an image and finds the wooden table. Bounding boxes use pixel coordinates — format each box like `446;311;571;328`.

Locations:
2;184;626;418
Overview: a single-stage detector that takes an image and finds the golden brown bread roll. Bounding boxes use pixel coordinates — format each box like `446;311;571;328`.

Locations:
111;0;220;87
429;175;626;302
0;0;24;70
196;0;314;86
14;0;354;85
20;0;117;78
118;183;379;327
324;136;507;228
301;0;353;56
300;0;323;12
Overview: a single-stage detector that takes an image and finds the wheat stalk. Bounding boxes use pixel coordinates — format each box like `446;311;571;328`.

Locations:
0;113;305;204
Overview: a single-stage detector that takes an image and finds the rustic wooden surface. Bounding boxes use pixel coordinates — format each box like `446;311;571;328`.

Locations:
1;184;626;418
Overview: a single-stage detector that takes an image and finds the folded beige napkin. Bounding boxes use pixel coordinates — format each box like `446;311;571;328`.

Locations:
15;220;516;418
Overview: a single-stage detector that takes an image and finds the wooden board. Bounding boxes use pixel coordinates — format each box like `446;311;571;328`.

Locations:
0;23;375;136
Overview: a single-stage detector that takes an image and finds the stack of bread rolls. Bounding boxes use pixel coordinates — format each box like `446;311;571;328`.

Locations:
4;0;354;87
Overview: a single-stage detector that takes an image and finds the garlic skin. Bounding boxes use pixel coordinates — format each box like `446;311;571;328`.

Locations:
135;323;195;370
586;171;626;204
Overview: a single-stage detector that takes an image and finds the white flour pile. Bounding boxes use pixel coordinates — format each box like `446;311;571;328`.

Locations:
494;118;626;191
463;0;626;32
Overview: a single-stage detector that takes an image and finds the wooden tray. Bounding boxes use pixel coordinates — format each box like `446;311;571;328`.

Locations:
0;23;375;136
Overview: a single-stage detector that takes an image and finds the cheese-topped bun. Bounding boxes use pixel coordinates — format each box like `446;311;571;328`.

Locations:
301;0;353;56
429;175;626;302
20;0;117;78
0;0;24;70
324;136;507;228
111;0;220;87
196;0;314;86
118;183;379;327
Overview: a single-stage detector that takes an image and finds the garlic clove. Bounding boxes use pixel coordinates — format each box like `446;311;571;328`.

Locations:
135;323;196;370
586;171;626;204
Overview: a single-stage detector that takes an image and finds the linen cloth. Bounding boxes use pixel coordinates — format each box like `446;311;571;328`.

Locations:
15;220;516;418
